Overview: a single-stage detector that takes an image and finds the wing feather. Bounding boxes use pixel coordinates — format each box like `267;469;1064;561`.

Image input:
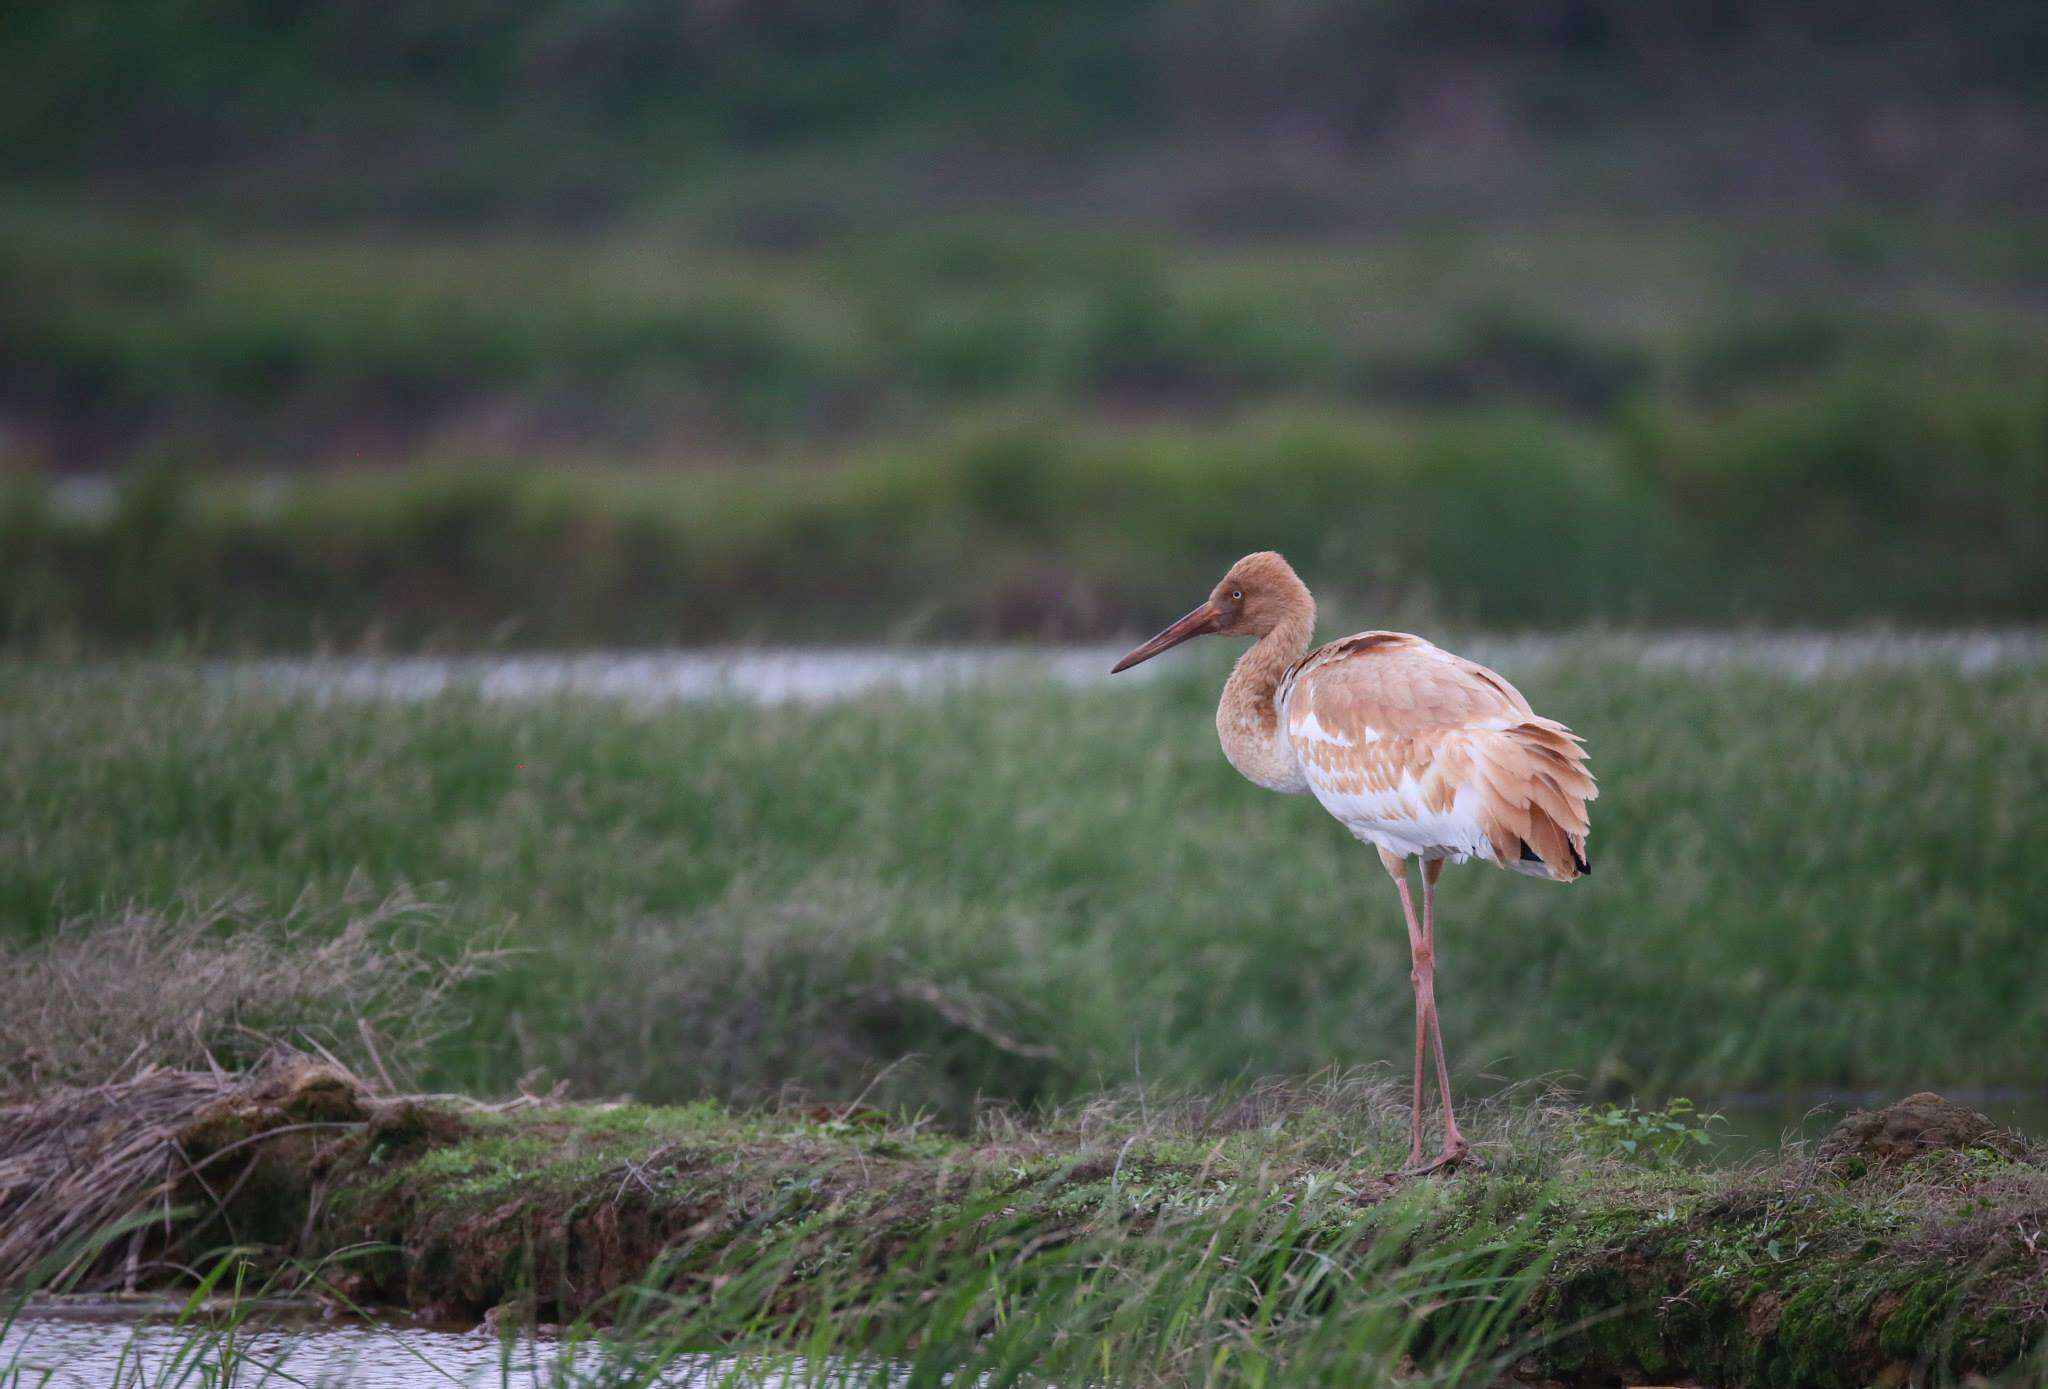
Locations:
1284;632;1596;878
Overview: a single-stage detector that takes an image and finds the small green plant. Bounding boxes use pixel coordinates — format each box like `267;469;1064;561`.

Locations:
1575;1097;1723;1166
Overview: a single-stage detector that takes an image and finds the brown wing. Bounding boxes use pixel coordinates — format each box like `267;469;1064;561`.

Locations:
1283;632;1597;878
1284;631;1529;733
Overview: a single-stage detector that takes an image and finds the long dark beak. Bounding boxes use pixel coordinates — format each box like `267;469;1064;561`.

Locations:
1111;601;1221;673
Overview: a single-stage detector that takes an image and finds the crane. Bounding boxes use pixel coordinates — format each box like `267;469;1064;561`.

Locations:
1111;551;1595;1171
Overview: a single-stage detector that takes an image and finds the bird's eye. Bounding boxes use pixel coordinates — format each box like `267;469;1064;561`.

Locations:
1231;589;1243;601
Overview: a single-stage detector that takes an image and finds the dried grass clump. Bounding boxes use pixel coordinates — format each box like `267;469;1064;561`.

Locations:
0;894;494;1104
0;1053;369;1286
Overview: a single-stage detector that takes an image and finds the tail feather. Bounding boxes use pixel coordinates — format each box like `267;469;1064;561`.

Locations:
1481;717;1596;881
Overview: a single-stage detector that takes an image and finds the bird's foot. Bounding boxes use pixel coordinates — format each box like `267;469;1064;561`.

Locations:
1397;1138;1472;1178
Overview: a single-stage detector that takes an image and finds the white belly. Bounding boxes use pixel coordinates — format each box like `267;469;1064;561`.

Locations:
1303;769;1497;864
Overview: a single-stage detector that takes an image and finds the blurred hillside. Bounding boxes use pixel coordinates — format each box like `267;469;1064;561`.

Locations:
3;1;2047;640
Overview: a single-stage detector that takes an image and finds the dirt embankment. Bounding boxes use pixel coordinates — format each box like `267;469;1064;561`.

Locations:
3;1062;2044;1388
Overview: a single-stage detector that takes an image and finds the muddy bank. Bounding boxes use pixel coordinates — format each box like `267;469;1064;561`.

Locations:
4;1062;2044;1388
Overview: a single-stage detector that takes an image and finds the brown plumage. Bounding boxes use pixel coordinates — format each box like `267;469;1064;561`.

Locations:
1112;551;1597;1171
1282;631;1594;879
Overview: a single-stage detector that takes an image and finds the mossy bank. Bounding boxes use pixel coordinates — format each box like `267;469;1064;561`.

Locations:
12;1064;2044;1388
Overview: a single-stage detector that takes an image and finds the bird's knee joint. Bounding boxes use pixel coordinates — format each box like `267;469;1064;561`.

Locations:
1409;942;1435;975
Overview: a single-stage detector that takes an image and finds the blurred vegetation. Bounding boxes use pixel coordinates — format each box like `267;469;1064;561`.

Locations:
5;657;2043;1111
4;1;2048;636
7;388;2046;644
8;203;2043;458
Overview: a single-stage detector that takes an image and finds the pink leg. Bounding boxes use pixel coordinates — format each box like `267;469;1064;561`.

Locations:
1379;848;1428;1169
1419;859;1467;1166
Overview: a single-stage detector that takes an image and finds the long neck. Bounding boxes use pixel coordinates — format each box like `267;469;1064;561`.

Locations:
1216;605;1315;791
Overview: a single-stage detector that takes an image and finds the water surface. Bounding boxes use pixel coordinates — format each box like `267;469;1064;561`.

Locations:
211;631;2048;707
0;1304;841;1388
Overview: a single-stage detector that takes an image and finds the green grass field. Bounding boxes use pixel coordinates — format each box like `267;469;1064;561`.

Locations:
5;648;2043;1113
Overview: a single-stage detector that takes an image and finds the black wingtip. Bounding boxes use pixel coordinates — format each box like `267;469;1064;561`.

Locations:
1520;839;1593;878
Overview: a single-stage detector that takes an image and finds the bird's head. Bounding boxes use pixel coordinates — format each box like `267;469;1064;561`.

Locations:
1111;551;1313;673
